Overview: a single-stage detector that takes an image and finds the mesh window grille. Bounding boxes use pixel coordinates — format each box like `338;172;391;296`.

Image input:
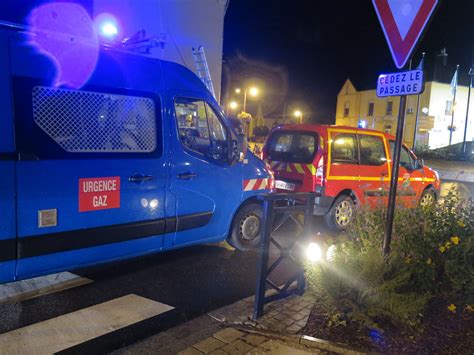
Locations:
32;86;157;153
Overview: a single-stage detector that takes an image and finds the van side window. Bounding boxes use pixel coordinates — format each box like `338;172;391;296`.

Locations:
358;135;387;166
32;86;157;153
389;141;414;170
331;133;358;164
174;98;228;161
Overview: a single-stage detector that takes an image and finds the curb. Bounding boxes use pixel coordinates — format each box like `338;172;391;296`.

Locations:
232;326;366;354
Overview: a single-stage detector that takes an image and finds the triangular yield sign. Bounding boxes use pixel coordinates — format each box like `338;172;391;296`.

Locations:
373;0;438;69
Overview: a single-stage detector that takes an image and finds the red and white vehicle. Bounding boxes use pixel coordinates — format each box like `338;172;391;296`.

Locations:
262;124;440;231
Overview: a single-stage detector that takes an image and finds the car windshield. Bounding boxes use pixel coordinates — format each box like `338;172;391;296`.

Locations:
267;132;318;163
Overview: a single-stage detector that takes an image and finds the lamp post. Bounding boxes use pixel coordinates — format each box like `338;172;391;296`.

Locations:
294;110;303;124
235;87;259;112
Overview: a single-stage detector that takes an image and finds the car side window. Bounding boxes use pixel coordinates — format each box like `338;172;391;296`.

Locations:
174;98;228;162
389;141;414;170
358;134;387;166
331;133;358;164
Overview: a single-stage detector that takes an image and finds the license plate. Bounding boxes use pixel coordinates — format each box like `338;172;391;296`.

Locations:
275;180;295;191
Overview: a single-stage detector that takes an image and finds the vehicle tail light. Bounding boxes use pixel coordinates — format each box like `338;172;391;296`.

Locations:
315;155;325;187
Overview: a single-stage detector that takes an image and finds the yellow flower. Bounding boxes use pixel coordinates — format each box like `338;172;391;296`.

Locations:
439;245;446;253
465;305;474;313
426;258;432;265
457;220;466;228
448;304;457;313
405;256;412;264
451;236;460;245
445;241;451;249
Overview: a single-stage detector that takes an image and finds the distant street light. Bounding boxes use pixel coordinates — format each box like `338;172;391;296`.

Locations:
229;101;238;110
294;110;303;124
235;86;259;112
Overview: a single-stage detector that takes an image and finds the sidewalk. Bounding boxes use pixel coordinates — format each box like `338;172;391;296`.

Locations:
426;159;474;183
113;292;364;354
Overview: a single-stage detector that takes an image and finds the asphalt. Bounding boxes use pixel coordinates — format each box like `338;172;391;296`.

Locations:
0;216;315;353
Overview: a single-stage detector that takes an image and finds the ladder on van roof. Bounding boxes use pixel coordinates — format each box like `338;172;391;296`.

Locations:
192;46;216;99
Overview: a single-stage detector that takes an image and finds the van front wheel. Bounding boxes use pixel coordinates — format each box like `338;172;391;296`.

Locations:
324;195;355;231
229;203;263;251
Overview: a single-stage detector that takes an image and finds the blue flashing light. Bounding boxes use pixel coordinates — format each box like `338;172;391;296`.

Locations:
101;22;118;37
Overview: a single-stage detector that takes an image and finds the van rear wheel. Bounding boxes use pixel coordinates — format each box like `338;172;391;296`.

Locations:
420;187;436;208
324;195;355;231
229;203;263;251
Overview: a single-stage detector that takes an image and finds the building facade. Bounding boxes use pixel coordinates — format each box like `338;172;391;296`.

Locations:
335;79;472;149
94;0;228;102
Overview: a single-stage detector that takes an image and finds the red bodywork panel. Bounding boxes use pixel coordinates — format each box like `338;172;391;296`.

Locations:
263;124;440;209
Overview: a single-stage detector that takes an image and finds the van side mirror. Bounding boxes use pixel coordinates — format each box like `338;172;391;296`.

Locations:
238;133;248;162
229;133;248;165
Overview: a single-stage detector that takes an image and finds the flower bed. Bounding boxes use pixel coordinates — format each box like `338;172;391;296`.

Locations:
303;191;473;352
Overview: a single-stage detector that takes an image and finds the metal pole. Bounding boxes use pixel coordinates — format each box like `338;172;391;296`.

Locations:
253;198;274;320
449;65;459;146
412;52;425;150
383;95;407;256
412;92;422;150
243;89;248;113
461;70;473;155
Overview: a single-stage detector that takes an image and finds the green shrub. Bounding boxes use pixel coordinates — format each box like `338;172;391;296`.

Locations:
306;191;473;330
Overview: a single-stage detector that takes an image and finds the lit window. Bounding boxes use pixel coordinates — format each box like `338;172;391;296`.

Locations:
445;100;453;115
344;102;350;117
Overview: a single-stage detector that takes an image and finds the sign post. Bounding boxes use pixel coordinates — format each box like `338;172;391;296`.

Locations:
373;0;439;256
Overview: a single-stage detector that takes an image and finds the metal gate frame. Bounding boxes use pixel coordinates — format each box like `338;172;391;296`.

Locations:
253;192;317;320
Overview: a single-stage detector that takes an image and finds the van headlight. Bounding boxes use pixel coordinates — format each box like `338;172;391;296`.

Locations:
306;242;323;263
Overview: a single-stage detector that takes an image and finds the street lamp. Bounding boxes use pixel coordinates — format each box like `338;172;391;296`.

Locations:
228;101;238;110
235;87;259;112
294;110;303;124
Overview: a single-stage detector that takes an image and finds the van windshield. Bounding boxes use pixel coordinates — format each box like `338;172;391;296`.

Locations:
267;132;318;163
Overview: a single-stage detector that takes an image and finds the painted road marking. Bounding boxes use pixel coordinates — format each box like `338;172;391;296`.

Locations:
0;294;174;354
0;272;92;304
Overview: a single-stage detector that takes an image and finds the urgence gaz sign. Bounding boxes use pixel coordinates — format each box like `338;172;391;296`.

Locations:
376;69;424;97
79;176;121;212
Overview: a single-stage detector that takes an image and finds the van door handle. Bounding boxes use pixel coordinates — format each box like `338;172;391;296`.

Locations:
381;172;388;177
129;174;153;183
177;172;197;180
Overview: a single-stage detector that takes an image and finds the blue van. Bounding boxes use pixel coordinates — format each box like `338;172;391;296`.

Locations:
0;26;273;283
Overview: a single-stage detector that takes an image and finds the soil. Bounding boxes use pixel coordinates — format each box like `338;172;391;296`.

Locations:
302;298;474;354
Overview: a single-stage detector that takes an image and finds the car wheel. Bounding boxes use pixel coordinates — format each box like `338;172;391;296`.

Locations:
324;195;355;232
228;203;263;251
420;187;436;208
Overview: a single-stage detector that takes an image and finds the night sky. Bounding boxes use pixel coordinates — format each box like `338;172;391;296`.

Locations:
223;0;474;124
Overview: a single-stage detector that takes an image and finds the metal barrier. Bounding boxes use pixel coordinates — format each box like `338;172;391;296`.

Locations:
253;192;317;320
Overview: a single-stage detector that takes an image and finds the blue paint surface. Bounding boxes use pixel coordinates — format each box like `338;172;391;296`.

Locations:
1;27;270;282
